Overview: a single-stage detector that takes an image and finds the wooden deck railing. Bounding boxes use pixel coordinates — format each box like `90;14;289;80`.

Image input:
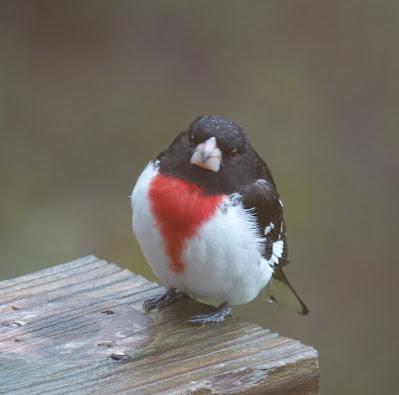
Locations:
0;256;319;394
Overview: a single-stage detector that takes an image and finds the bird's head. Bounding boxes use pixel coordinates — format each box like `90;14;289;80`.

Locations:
158;115;259;193
187;115;246;173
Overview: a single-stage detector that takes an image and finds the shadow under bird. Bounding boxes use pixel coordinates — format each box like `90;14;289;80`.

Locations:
131;115;308;325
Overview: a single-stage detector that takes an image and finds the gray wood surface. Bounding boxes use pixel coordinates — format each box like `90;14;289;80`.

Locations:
0;256;319;394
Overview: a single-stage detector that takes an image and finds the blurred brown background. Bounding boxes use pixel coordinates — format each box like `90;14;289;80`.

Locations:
0;1;398;393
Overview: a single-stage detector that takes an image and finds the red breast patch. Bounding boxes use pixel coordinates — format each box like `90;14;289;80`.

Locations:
149;173;225;273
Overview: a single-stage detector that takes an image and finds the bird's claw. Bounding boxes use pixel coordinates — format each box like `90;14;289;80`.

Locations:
143;298;161;312
143;288;183;312
185;302;232;325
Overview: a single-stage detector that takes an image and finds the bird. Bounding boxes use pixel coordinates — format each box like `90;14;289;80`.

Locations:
131;115;308;325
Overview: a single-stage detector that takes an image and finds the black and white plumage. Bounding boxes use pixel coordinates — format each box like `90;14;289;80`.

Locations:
131;115;308;324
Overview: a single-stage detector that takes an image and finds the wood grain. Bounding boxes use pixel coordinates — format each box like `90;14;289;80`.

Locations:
0;256;319;394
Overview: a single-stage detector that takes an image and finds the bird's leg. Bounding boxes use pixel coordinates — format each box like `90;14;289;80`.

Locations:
186;302;232;325
143;287;184;312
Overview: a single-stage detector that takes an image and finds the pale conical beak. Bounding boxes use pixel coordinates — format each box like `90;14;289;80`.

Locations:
190;136;222;172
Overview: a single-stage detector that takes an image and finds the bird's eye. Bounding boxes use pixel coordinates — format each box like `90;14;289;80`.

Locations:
230;148;238;158
188;132;195;144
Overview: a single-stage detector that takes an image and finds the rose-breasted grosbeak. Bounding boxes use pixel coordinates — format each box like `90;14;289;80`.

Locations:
131;115;308;325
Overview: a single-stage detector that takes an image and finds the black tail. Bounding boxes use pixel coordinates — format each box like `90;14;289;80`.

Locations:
266;267;309;315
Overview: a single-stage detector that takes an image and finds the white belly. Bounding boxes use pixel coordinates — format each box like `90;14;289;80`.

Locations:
131;162;273;305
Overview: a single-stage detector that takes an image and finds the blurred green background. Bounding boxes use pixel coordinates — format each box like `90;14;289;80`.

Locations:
0;1;398;393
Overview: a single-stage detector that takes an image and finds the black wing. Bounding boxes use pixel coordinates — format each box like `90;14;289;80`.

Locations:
240;179;288;266
239;178;309;315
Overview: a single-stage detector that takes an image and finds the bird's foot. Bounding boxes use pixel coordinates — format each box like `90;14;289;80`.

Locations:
143;288;184;312
186;302;232;325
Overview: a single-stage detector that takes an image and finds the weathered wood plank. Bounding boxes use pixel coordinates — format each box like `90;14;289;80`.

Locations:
0;256;319;394
0;256;99;291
